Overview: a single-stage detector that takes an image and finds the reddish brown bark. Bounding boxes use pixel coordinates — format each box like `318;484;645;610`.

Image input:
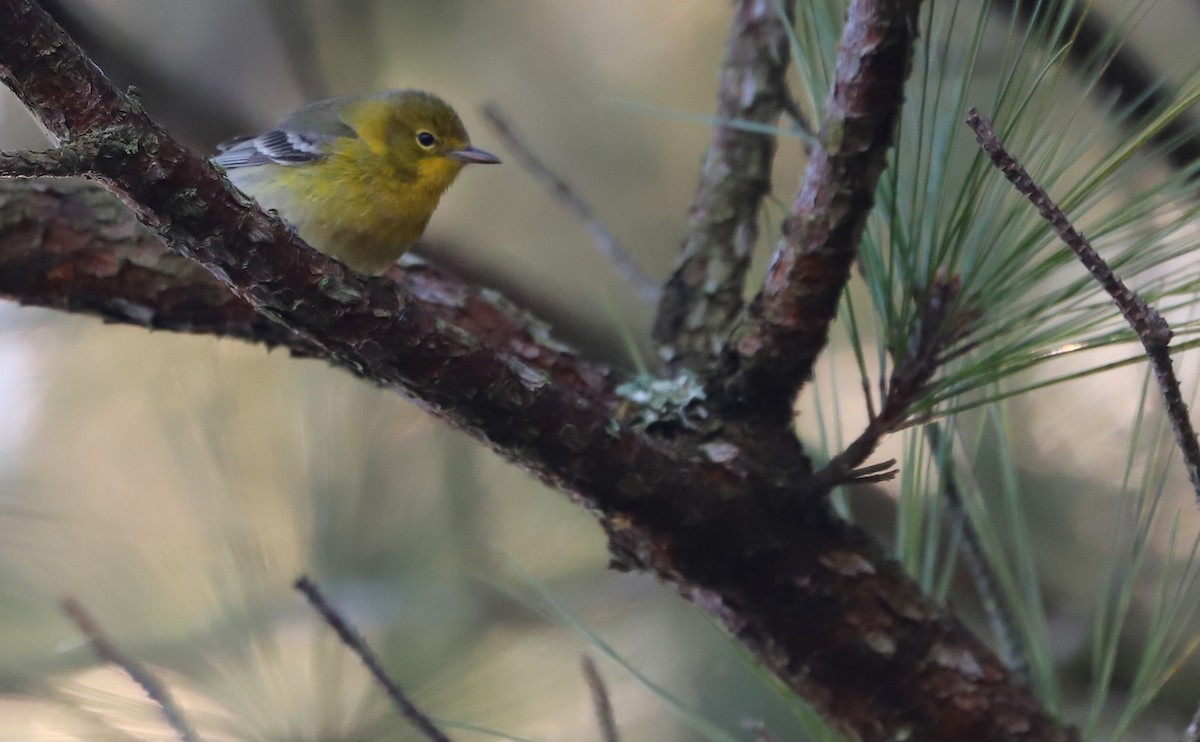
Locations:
723;0;921;419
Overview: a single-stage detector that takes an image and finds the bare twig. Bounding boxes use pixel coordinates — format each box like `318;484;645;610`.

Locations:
480;104;659;305
652;0;796;372
968;108;1200;504
843;234;1022;671
720;0;921;418
838;220;1022;672
60;597;201;742
295;576;452;742
840;458;899;484
0;136;109;176
818;276;959;485
925;424;1030;684
581;656;619;742
967;110;1169;344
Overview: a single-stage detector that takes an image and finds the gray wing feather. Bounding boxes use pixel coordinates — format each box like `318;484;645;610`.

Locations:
215;98;359;169
215;129;326;168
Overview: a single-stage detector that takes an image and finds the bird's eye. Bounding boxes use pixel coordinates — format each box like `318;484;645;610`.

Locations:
416;131;437;149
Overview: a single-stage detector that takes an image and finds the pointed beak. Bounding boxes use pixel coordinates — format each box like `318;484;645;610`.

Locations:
448;146;501;165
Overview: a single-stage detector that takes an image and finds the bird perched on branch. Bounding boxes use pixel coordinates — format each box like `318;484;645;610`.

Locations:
215;90;500;275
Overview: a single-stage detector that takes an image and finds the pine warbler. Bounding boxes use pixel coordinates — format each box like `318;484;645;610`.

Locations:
215;90;500;275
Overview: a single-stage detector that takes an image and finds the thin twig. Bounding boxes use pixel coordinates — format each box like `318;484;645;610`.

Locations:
968;108;1200;504
480;104;659;305
967;110;1169;343
652;0;796;372
581;656;619;742
60;597;201;742
924;424;1030;685
294;576;452;742
818;277;960;485
0;137;106;177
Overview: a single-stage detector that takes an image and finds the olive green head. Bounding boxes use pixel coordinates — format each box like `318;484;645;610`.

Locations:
347;90;500;178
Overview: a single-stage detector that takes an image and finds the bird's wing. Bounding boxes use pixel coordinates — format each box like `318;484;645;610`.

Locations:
214;128;327;168
215;98;359;169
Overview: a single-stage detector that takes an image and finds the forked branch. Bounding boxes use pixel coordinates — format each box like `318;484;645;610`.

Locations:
653;0;796;373
819;276;963;485
719;0;922;420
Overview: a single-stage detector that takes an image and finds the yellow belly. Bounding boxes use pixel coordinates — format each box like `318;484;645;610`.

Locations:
228;157;451;276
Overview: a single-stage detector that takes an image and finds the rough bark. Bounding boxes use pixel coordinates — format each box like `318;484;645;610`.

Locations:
721;0;920;420
653;0;794;373
0;181;603;381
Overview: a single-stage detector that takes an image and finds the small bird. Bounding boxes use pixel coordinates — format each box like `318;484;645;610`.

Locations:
215;90;500;275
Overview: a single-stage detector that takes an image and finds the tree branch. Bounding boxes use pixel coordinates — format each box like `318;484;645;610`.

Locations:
652;0;795;373
0;181;609;375
0;136;107;177
719;0;920;420
0;180;311;346
61;597;201;742
0;1;1077;737
581;656;619;742
968;108;1200;504
295;576;452;742
818;275;968;486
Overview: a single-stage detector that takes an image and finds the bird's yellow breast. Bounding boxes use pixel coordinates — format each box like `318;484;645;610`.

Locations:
229;138;464;275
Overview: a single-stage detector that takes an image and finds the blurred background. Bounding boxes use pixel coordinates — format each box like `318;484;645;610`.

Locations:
1;0;1200;740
